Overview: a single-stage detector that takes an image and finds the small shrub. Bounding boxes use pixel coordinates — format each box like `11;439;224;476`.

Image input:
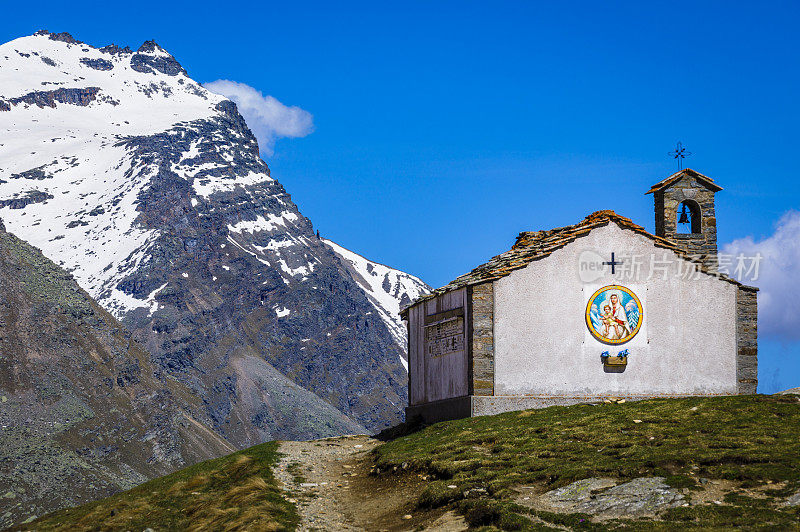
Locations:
460;499;502;527
665;474;698;489
418;481;461;508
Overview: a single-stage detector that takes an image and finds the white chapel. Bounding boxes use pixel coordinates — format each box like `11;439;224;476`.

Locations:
401;169;758;422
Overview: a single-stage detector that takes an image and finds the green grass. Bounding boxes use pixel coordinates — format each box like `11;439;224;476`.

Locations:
13;441;298;531
373;395;800;530
14;395;800;531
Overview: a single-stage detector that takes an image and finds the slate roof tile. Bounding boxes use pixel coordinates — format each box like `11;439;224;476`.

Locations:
645;168;723;194
401;209;754;317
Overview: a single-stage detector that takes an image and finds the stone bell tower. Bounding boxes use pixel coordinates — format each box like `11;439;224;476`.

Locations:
646;168;723;267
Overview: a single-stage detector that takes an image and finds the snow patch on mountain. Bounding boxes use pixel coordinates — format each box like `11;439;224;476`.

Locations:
228;211;299;234
323;239;430;369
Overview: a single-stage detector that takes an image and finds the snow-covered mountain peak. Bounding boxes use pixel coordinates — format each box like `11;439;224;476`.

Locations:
0;31;215;129
0;30;423;438
0;32;258;314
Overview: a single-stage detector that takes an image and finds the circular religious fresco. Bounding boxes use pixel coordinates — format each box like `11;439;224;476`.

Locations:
585;285;643;345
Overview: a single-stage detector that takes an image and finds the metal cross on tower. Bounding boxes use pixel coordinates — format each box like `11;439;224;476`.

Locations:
668;142;691;170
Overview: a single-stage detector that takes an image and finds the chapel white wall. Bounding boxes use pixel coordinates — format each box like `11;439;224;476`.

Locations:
493;223;738;397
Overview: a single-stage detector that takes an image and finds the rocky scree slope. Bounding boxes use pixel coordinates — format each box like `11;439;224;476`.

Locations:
0;31;427;443
0;218;236;529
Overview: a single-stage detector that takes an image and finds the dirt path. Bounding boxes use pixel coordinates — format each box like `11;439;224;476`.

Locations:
275;435;467;531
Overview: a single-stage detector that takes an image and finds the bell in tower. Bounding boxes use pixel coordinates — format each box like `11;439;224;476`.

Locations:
646;168;723;268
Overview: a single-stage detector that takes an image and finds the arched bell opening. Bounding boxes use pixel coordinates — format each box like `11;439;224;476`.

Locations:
676;199;701;234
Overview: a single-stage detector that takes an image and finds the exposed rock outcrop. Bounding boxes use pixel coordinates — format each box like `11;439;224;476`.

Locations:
543;477;685;517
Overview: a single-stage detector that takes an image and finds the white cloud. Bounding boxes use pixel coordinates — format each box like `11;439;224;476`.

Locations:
203;80;313;156
722;211;800;341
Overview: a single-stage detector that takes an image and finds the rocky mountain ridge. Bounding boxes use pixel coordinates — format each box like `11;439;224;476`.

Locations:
0;217;235;528
0;30;428;445
323;238;430;369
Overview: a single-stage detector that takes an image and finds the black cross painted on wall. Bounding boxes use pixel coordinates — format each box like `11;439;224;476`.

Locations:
603;252;623;274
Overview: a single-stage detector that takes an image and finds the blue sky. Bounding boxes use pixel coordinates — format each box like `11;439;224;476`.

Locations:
2;1;799;391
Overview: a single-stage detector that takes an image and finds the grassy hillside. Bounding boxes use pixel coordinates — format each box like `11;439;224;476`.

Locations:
13;395;800;531
375;395;800;530
11;442;297;531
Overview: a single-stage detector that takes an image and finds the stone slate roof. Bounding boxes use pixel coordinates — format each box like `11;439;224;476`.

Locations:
401;209;753;317
645;168;723;194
